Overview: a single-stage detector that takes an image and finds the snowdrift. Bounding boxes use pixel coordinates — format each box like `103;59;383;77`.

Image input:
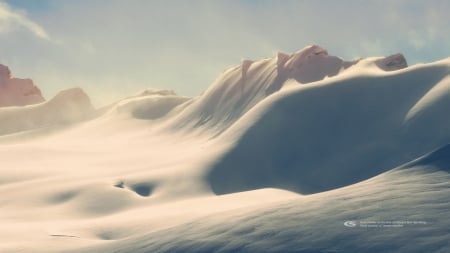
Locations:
1;45;449;253
167;45;408;135
104;89;190;120
208;58;450;194
0;87;94;136
65;144;450;253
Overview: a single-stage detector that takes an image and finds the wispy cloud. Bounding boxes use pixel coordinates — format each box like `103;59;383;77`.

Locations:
0;1;51;41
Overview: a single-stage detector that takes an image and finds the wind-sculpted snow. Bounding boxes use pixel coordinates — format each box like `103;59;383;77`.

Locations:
0;45;449;253
110;89;191;120
168;45;367;135
0;87;94;136
167;46;411;137
401;143;450;172
68;146;450;253
208;59;450;194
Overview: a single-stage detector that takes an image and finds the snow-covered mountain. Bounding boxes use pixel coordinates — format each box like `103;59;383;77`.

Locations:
0;46;449;253
0;64;94;136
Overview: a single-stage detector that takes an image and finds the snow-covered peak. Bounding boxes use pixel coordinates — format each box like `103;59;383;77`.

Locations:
241;59;254;80
0;87;95;136
0;64;45;107
284;45;329;71
48;87;94;119
282;45;344;83
276;52;290;70
169;45;360;134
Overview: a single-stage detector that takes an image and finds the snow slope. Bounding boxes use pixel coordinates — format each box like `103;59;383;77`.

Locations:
167;45;364;135
0;46;449;253
0;87;94;136
209;57;450;194
167;46;409;137
66;144;450;253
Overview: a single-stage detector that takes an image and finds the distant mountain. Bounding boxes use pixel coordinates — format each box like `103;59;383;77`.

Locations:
0;87;94;136
0;64;45;107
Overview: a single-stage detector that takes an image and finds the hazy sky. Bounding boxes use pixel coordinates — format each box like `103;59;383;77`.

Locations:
1;0;449;105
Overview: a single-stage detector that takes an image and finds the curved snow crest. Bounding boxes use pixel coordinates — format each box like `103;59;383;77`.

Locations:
404;75;450;124
2;48;450;253
282;45;345;83
0;87;94;136
112;95;190;120
167;45;409;135
0;64;45;107
208;58;450;195
399;143;450;172
98;89;190;121
132;88;177;98
60;152;450;253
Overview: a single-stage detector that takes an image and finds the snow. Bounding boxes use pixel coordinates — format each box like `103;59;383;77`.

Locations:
209;57;450;195
167;45;355;135
0;46;449;253
0;87;94;136
68;155;450;253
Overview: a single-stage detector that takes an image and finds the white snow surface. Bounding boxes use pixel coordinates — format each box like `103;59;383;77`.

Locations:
0;46;449;253
0;87;94;136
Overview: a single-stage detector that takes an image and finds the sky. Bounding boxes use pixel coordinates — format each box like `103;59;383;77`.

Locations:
1;0;449;106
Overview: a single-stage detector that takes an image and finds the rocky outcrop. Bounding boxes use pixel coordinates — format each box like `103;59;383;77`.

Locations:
375;53;408;71
0;64;45;107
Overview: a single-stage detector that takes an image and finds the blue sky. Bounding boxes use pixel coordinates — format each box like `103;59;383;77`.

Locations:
1;0;449;105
